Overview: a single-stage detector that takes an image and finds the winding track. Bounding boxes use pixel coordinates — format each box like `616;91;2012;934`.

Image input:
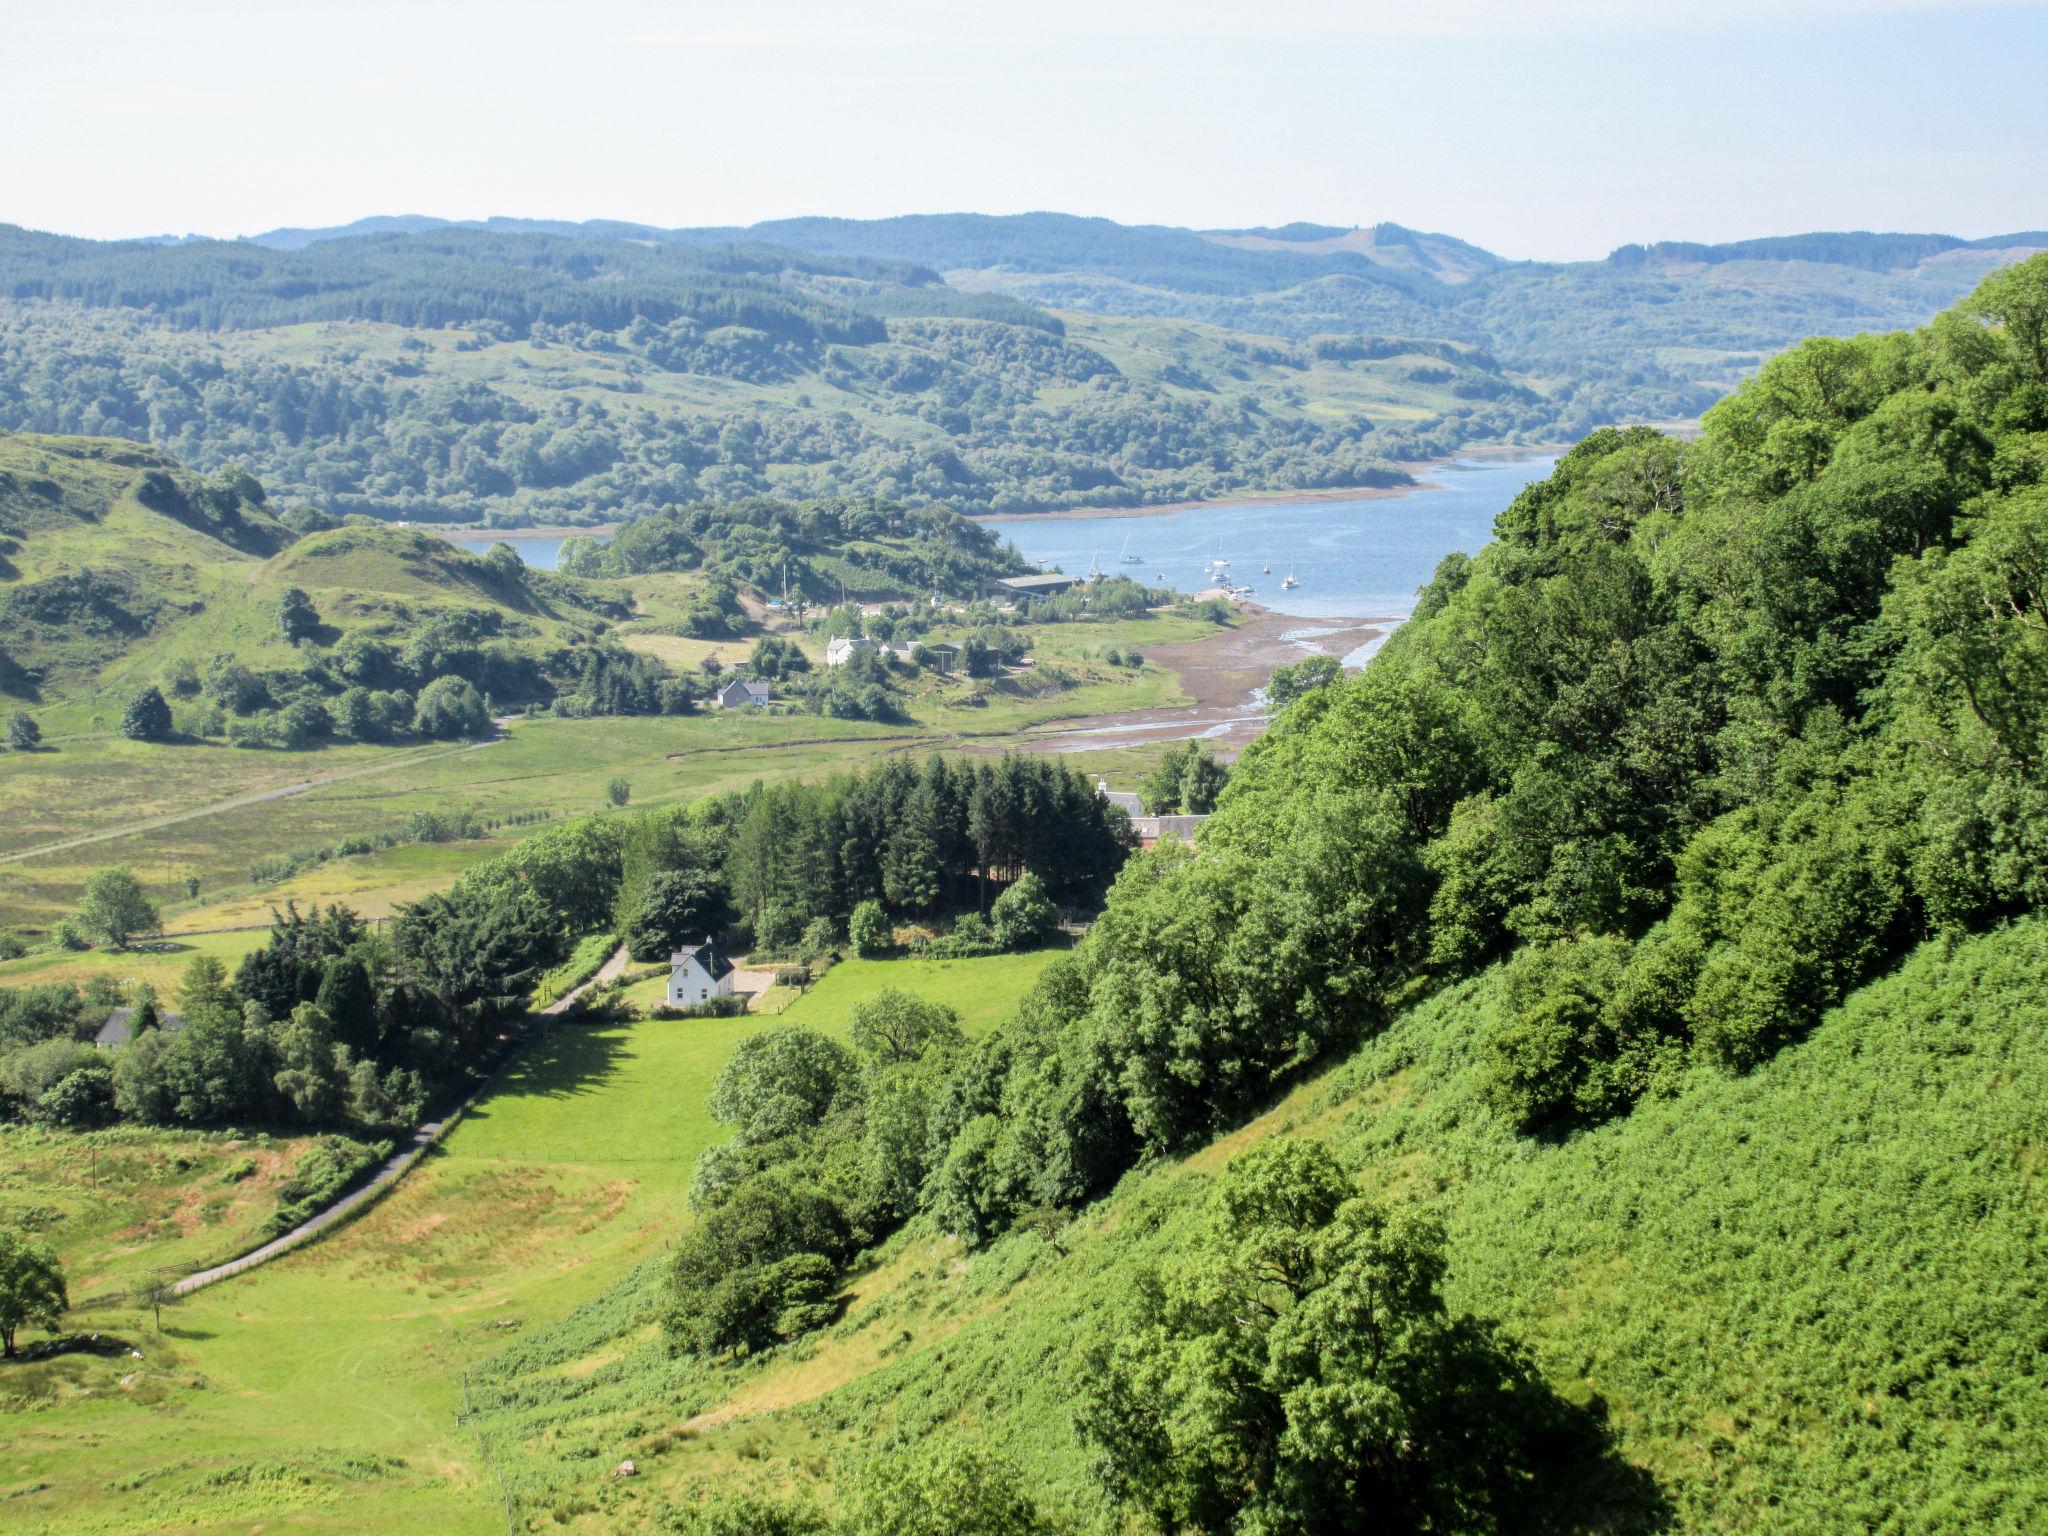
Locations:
0;738;504;866
169;943;630;1297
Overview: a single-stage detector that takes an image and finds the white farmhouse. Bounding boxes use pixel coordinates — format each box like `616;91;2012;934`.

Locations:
667;939;735;1008
715;678;772;709
824;635;879;666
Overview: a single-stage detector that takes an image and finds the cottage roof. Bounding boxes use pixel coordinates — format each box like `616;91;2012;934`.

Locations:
1133;814;1208;844
671;941;735;982
995;573;1077;593
94;1006;187;1049
1096;779;1145;817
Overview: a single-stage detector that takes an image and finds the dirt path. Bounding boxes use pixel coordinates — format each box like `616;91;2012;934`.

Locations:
0;737;505;866
171;945;628;1297
170;1117;448;1297
543;944;630;1015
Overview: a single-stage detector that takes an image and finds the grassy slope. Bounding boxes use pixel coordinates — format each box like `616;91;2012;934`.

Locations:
0;949;1053;1533
470;919;2048;1533
1;1124;343;1302
0;430;623;733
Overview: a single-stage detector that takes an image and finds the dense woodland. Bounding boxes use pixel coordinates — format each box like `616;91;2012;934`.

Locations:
6;217;2032;527
0;753;1126;1137
600;256;2048;1529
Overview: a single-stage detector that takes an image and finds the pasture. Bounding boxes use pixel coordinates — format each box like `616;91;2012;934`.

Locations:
0;947;1060;1532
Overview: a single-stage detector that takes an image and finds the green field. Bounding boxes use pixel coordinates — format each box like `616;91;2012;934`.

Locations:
0;1124;340;1303
441;919;2048;1532
0;948;1055;1533
0;609;1213;932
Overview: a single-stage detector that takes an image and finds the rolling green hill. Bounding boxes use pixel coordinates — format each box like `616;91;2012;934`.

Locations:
455;916;2047;1531
441;253;2048;1530
0;431;635;725
2;215;2040;527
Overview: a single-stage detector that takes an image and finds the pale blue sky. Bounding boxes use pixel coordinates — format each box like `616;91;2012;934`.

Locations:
7;0;2043;258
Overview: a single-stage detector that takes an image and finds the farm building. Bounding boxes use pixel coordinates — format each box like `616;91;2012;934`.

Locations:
667;941;735;1008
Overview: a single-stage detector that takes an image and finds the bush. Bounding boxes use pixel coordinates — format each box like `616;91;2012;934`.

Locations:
848;899;889;957
990;873;1059;950
413;676;490;738
121;686;174;742
650;994;749;1020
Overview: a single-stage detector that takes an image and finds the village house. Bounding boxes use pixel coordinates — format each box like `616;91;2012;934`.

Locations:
715;678;772;709
984;572;1079;601
825;635;880;666
1095;778;1146;818
666;940;735;1008
94;1006;187;1050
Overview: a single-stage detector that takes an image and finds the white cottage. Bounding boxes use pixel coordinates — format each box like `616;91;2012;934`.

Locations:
824;635;879;666
667;939;735;1008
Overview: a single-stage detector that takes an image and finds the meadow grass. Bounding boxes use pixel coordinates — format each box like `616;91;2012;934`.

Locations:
0;947;1060;1533
0;1123;331;1301
771;949;1065;1038
0;929;269;996
1;621;1217;932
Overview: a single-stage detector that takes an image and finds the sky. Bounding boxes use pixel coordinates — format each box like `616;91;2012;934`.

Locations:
5;0;2044;259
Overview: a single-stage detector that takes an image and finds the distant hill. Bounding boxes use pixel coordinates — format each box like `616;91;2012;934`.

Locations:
0;214;2041;526
0;431;631;720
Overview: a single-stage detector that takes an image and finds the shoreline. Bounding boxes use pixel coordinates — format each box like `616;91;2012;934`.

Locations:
419;446;1569;540
975;479;1424;524
1002;603;1399;760
974;444;1569;524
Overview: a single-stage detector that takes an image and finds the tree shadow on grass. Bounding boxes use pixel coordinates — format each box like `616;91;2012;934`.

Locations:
461;1020;634;1123
1439;1314;1676;1535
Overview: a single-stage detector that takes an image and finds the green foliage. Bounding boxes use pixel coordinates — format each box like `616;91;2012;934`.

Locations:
1078;1139;1577;1535
6;711;40;750
989;872;1059;950
848;989;963;1067
848;898;889;957
276;585;319;644
120;685;173;741
664;1171;852;1356
706;1027;861;1148
0;1226;67;1356
840;1439;1057;1536
1265;653;1340;708
1138;739;1227;815
411;675;490;739
77;866;160;949
621;867;729;964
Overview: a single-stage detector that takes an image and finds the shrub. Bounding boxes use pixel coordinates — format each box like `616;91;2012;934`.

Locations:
121;686;174;741
848;899;889;957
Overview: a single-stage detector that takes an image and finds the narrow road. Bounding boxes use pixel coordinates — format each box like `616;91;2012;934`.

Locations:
0;738;505;866
543;943;630;1014
171;944;628;1296
169;1117;448;1297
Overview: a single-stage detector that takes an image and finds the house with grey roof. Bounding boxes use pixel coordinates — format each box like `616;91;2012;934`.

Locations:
667;940;736;1008
94;1006;186;1050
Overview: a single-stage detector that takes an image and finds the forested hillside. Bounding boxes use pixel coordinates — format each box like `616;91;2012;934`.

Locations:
3;216;2038;526
0;431;1026;733
454;255;2048;1531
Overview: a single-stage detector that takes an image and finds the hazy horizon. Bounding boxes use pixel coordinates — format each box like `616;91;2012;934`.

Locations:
7;0;2043;261
27;208;2048;265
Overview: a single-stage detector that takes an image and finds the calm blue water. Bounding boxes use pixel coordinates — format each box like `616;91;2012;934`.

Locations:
982;456;1558;620
448;533;570;568
447;456;1557;616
